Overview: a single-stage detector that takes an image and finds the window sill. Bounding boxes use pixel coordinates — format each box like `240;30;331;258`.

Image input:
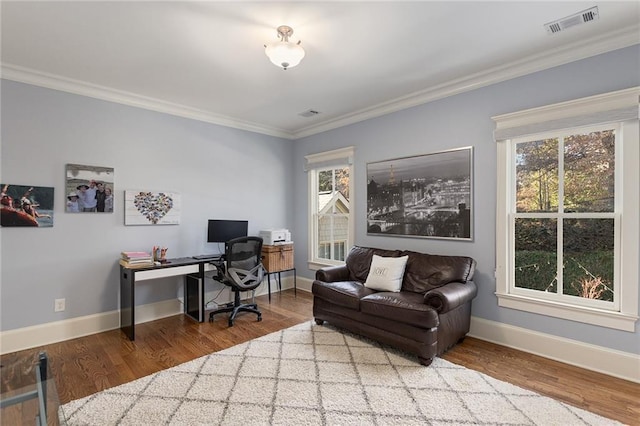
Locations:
496;292;638;332
307;260;344;271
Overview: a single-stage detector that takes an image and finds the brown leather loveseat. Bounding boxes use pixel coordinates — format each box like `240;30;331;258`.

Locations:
312;246;477;366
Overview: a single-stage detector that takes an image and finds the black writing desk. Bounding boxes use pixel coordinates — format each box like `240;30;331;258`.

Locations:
119;257;218;340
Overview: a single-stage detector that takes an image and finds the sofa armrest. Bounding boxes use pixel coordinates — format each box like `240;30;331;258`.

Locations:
424;281;478;314
315;265;350;283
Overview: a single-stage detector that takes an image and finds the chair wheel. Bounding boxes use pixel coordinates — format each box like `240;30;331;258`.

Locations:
228;319;234;327
257;315;262;322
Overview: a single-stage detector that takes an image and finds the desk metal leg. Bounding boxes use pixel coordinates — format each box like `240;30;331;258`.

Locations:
265;268;296;302
267;273;272;303
120;266;135;340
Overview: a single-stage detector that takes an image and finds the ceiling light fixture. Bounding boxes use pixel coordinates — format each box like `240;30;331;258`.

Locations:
264;25;305;70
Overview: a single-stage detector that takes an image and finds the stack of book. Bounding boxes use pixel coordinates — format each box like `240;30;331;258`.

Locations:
120;251;154;268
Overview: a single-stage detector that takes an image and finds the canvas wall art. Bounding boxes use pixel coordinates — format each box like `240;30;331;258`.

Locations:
1;183;54;227
124;190;181;225
366;147;473;240
65;164;114;213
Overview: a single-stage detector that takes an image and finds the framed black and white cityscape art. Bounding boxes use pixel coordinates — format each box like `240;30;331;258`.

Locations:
124;190;181;225
1;183;54;227
65;163;114;213
366;147;473;240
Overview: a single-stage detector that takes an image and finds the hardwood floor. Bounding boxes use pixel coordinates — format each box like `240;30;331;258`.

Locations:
2;289;638;425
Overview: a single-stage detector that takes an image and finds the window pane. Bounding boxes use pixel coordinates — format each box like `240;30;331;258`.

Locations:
516;139;558;212
515;218;557;292
318;242;329;260
318;170;333;194
563;219;614;301
333;242;345;261
317;215;333;259
335;167;350;201
330;215;349;259
564;130;615;213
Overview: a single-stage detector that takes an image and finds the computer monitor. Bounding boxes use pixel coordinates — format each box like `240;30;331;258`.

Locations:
207;219;248;243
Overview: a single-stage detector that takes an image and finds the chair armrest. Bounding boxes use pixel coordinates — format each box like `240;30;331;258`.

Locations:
209;260;226;280
424;281;478;314
315;265;350;283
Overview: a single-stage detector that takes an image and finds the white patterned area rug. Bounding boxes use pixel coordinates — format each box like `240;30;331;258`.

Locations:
59;321;620;425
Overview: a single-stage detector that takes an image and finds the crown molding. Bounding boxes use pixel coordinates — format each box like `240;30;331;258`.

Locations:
1;25;638;141
0;64;296;139
292;25;640;139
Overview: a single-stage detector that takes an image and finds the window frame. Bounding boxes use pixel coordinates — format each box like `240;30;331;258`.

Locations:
305;147;355;270
494;88;639;332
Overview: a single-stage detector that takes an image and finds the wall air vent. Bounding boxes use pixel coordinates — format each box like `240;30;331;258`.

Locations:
298;109;321;118
544;6;599;34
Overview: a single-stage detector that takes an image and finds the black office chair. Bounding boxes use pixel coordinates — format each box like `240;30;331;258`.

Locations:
208;236;264;327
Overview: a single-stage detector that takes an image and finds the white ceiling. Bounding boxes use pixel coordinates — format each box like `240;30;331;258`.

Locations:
2;1;639;139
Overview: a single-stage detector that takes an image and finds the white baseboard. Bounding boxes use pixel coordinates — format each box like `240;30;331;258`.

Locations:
296;276;313;293
469;316;640;383
253;275;313;295
0;278;304;355
134;299;183;324
5;283;634;383
0;311;119;355
0;299;182;355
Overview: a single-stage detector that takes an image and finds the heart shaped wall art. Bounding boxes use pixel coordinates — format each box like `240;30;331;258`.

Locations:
124;190;181;225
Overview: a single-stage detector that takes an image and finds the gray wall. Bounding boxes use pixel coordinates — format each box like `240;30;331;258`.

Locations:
2;46;639;355
293;45;640;354
1;80;294;331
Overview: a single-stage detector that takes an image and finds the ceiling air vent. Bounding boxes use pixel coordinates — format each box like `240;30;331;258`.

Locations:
544;6;599;35
298;109;321;118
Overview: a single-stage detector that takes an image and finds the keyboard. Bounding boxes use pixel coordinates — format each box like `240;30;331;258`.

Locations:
192;255;222;261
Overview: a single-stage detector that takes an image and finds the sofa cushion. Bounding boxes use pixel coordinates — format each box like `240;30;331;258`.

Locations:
364;255;409;292
360;292;439;329
313;297;439;346
312;280;375;310
401;251;476;293
345;246;402;282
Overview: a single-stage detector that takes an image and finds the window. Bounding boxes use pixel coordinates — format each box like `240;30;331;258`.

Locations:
494;88;639;331
512;125;617;310
306;147;354;269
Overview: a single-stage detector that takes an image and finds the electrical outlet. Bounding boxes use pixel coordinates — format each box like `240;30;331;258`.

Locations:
54;298;65;312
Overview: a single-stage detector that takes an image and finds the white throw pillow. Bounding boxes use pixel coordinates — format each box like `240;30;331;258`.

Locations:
364;255;409;292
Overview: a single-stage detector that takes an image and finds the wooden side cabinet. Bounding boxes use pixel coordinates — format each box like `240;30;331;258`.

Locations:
262;243;294;272
261;243;296;301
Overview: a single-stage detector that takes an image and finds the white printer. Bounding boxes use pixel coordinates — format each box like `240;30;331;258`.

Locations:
259;229;292;245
